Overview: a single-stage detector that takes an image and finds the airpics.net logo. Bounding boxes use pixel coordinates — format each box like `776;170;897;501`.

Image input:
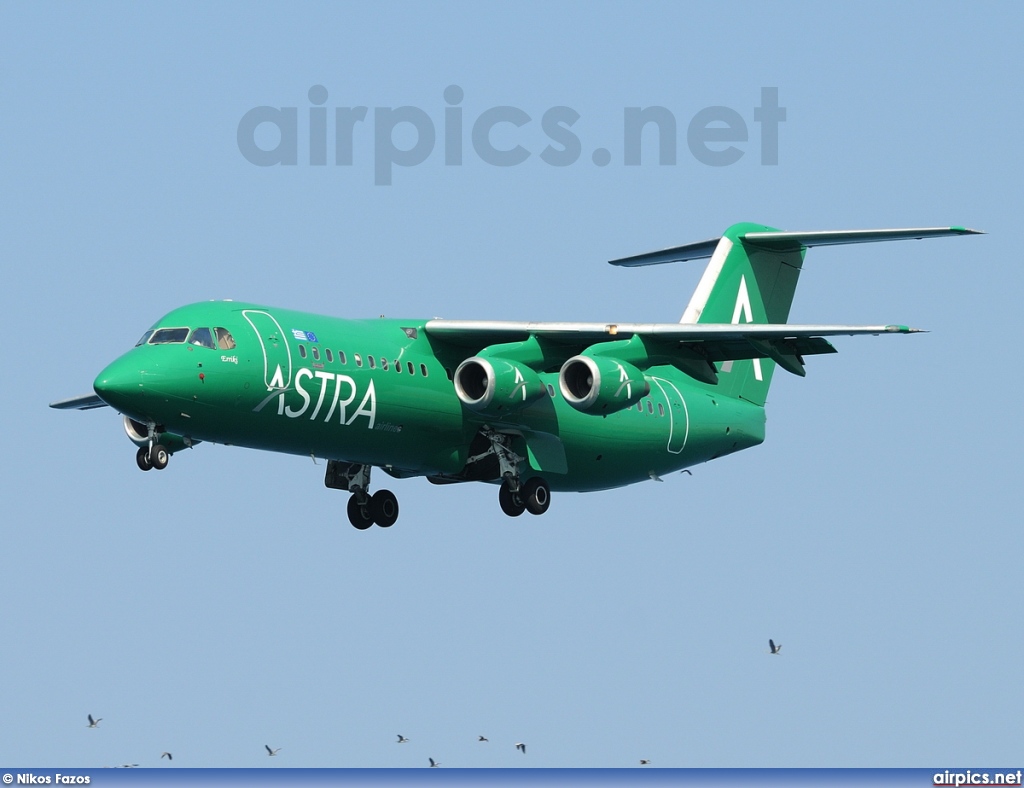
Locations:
236;85;786;185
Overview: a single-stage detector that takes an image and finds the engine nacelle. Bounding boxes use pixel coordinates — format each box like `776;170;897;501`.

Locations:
454;356;546;416
123;416;196;454
559;355;649;414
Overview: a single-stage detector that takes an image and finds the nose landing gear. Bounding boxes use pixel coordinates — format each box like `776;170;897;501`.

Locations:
134;420;170;471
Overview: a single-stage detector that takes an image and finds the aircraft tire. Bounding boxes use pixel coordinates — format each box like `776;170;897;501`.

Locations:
150;444;169;470
136;446;153;471
371;489;399;528
347;495;375;530
522;477;551;516
499;480;526;517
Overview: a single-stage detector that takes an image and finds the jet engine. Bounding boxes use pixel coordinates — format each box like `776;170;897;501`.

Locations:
454;356;546;417
123;416;195;454
559;355;649;414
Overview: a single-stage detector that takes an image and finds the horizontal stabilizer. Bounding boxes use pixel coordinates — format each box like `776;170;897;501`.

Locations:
742;226;984;252
609;237;721;267
609;226;983;267
50;394;108;410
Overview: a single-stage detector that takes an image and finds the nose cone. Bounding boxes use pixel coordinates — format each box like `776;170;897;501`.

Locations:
93;355;143;412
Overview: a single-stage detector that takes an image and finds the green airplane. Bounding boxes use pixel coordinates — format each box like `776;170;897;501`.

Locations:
52;222;980;529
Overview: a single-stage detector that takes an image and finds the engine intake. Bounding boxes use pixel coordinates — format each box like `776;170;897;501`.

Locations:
559;355;649;414
454;357;545;417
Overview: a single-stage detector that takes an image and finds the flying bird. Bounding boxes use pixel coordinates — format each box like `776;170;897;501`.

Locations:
769;639;782;654
477;735;488;742
118;764;138;769
681;469;692;476
161;752;172;761
516;742;526;754
265;745;281;756
87;714;102;728
397;734;409;743
640;759;651;765
428;758;441;767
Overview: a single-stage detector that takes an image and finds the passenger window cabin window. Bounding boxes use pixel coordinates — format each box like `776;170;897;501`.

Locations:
354;354;362;367
215;327;236;350
395;360;402;373
658;403;665;417
368;356;376;369
312;347;320;361
299;345;307;359
423;364;430;378
637;402;643;412
407;362;414;375
326;349;333;363
647;400;653;414
149;327;190;344
339;351;347;365
547;384;555;397
188;327;216;349
381;358;388;371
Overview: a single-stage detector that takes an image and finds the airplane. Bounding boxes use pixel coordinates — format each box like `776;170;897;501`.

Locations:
51;222;980;529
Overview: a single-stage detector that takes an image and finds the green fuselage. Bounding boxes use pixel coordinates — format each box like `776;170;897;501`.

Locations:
94;301;765;492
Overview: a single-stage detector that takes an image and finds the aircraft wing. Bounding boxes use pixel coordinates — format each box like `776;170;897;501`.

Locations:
424;321;922;381
425;320;920;342
50;394;108;410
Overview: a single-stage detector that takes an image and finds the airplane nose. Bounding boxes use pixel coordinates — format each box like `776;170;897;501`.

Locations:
93;357;143;410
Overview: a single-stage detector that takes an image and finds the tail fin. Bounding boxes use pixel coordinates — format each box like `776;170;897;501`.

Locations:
610;223;982;407
680;222;802;405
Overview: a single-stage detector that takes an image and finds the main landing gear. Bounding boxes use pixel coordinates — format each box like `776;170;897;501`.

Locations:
325;461;400;530
484;430;551;518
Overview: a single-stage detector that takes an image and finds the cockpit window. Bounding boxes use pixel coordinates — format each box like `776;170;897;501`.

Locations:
188;327;216;349
135;330;155;347
149;327;190;344
215;327;236;350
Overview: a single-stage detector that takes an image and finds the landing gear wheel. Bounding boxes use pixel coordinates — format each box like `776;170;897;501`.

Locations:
371;489;399;527
149;444;169;470
499;480;526;517
347;495;375;530
136;446;153;471
522;477;551;516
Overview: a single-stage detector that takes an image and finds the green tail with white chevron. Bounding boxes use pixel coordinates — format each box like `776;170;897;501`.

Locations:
680;222;806;406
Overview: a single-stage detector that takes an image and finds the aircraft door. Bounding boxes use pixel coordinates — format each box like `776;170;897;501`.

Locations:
243;310;292;391
650;377;688;454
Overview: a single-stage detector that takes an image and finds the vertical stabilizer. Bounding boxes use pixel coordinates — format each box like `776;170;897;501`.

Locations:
681;222;807;406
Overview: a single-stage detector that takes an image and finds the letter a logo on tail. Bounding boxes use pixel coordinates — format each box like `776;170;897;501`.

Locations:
721;275;763;381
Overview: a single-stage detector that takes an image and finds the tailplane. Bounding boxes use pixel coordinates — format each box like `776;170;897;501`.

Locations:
610;224;982;406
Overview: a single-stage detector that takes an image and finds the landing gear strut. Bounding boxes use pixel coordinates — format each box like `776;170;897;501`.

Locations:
326;460;400;529
135;421;170;471
480;429;552;518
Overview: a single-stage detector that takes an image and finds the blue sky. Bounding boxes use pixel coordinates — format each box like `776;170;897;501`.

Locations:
2;0;1022;770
